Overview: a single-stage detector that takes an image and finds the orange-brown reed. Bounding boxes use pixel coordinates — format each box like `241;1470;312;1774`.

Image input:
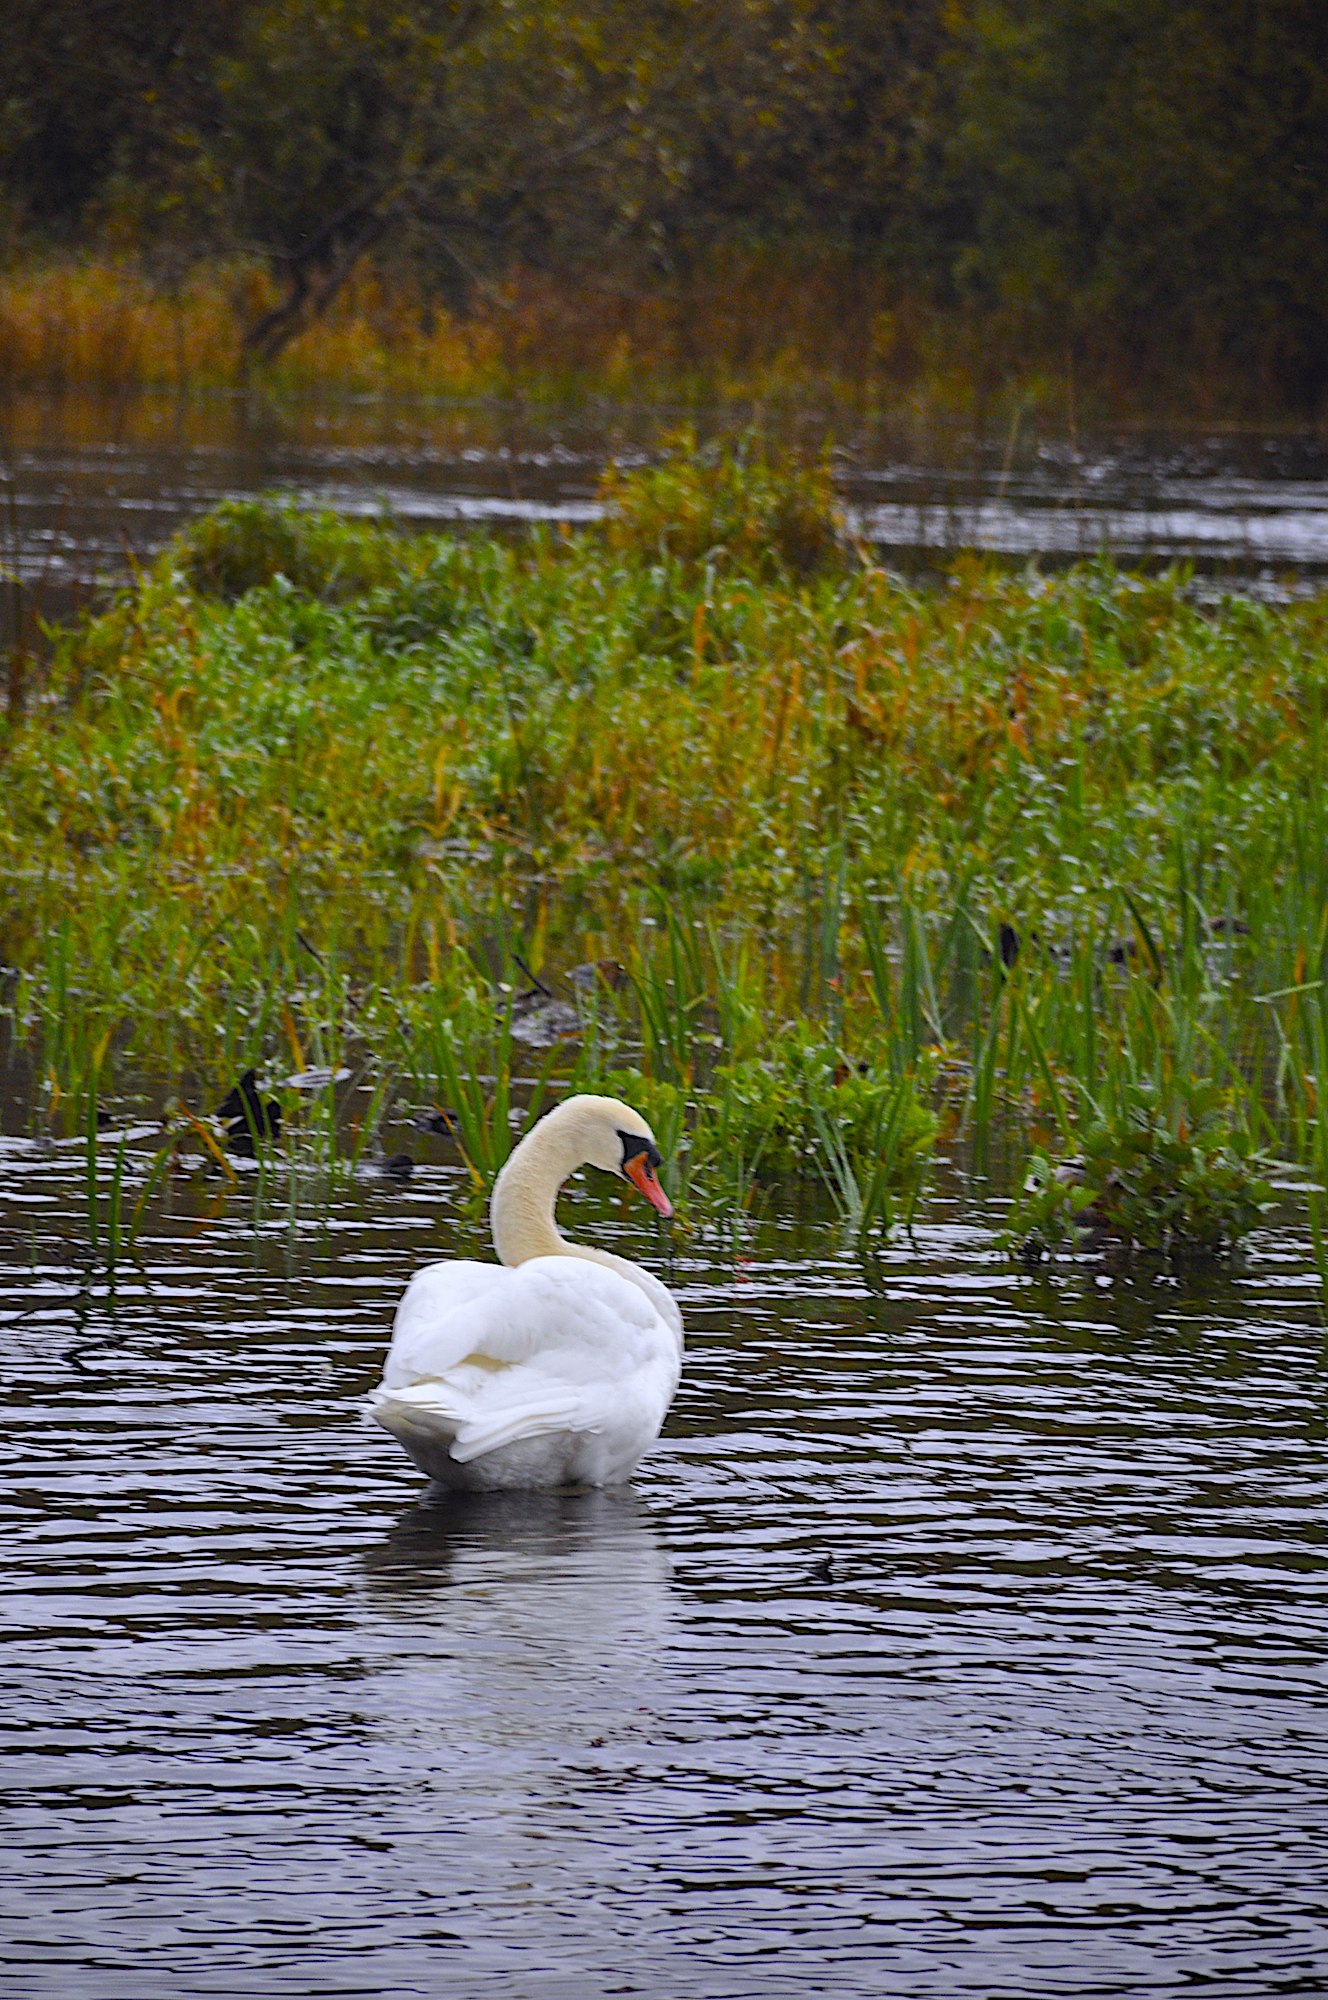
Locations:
3;250;1318;417
0;252;1028;408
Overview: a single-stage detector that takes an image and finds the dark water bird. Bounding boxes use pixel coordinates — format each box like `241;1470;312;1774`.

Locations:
567;958;629;994
981;922;1041;971
991;925;1168;978
991;923;1073;971
216;1070;282;1154
411;1107;460;1137
808;1552;843;1584
380;1152;415;1182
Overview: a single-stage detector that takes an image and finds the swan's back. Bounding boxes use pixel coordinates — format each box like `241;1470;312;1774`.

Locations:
372;1254;682;1491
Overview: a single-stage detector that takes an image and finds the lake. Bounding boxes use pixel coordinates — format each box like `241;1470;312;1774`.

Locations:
3;391;1328;1998
3;1099;1327;1998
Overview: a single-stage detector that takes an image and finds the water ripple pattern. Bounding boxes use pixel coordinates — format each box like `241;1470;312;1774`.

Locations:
7;403;1328;629
2;1144;1327;1999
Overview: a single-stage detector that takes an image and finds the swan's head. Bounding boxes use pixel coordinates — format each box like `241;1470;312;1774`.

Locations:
559;1093;673;1217
491;1091;674;1264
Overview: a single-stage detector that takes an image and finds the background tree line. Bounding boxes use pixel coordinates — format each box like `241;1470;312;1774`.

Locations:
3;0;1326;402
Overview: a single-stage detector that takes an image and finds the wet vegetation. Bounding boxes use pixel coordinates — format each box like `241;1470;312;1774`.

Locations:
2;443;1328;1274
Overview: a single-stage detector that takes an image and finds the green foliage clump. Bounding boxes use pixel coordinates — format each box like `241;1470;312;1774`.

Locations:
706;1030;933;1178
9;500;1328;1280
606;1028;936;1235
177;499;408;602
599;429;846;582
1003;1080;1276;1260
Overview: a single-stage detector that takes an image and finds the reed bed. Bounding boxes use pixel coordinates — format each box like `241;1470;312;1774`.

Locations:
0;260;502;396
0;255;1033;409
3;446;1328;1267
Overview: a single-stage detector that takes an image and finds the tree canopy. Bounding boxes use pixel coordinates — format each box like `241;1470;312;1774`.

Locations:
3;0;1326;399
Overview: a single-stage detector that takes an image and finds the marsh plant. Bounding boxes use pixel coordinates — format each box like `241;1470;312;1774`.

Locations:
599;428;847;582
3;467;1328;1276
599;1033;936;1235
182;498;407;603
1002;1078;1277;1260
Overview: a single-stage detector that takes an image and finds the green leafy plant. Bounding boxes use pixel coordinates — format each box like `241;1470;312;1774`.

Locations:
10;498;1328;1279
1003;1078;1276;1259
178;499;407;602
81;1043;177;1270
606;1024;937;1232
706;1029;934;1177
599;428;846;582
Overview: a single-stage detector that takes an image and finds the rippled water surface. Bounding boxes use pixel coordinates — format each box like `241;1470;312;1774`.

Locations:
3;1118;1327;1999
5;395;1328;640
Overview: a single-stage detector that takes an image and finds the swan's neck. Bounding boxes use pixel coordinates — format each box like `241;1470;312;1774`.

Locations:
488;1102;684;1343
490;1115;586;1266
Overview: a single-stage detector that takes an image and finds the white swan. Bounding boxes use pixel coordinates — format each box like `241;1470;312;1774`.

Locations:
370;1094;683;1491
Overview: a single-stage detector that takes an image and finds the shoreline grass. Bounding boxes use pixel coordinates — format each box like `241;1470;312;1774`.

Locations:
4;450;1328;1263
1;255;1317;422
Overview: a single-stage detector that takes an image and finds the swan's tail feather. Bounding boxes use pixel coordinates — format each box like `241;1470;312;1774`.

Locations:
450;1394;589;1463
368;1384;462;1432
369;1381;590;1465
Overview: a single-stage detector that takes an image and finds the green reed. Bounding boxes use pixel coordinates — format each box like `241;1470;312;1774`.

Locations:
78;1039;176;1270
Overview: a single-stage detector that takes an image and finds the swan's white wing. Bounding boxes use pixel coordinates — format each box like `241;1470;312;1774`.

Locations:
382;1255;660;1385
380;1259;513;1388
375;1255;677;1467
495;1257;662;1372
373;1379;586;1461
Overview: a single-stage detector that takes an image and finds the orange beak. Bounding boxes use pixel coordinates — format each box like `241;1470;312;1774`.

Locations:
623;1152;673;1218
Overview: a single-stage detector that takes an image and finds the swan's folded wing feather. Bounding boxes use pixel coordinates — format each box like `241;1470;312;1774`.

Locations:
448;1390;592;1462
380;1260;518;1387
383;1255;663;1392
500;1258;660;1369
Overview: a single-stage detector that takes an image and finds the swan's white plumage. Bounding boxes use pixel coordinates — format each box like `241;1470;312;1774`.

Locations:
370;1096;682;1490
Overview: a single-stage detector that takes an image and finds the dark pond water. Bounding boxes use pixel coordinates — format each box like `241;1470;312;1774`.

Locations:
3;1099;1328;1999
5;391;1328;1991
4;394;1328;644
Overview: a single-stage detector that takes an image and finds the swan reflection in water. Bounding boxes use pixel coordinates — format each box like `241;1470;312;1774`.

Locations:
359;1490;676;1759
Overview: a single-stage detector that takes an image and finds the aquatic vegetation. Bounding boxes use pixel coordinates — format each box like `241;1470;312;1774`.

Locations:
696;1030;935;1217
0;255;1004;409
405;985;561;1206
0;250;1315;419
1001;1078;1277;1259
181;500;408;603
599;428;847;582
78;1041;178;1270
3;475;1328;1270
0;259;504;397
